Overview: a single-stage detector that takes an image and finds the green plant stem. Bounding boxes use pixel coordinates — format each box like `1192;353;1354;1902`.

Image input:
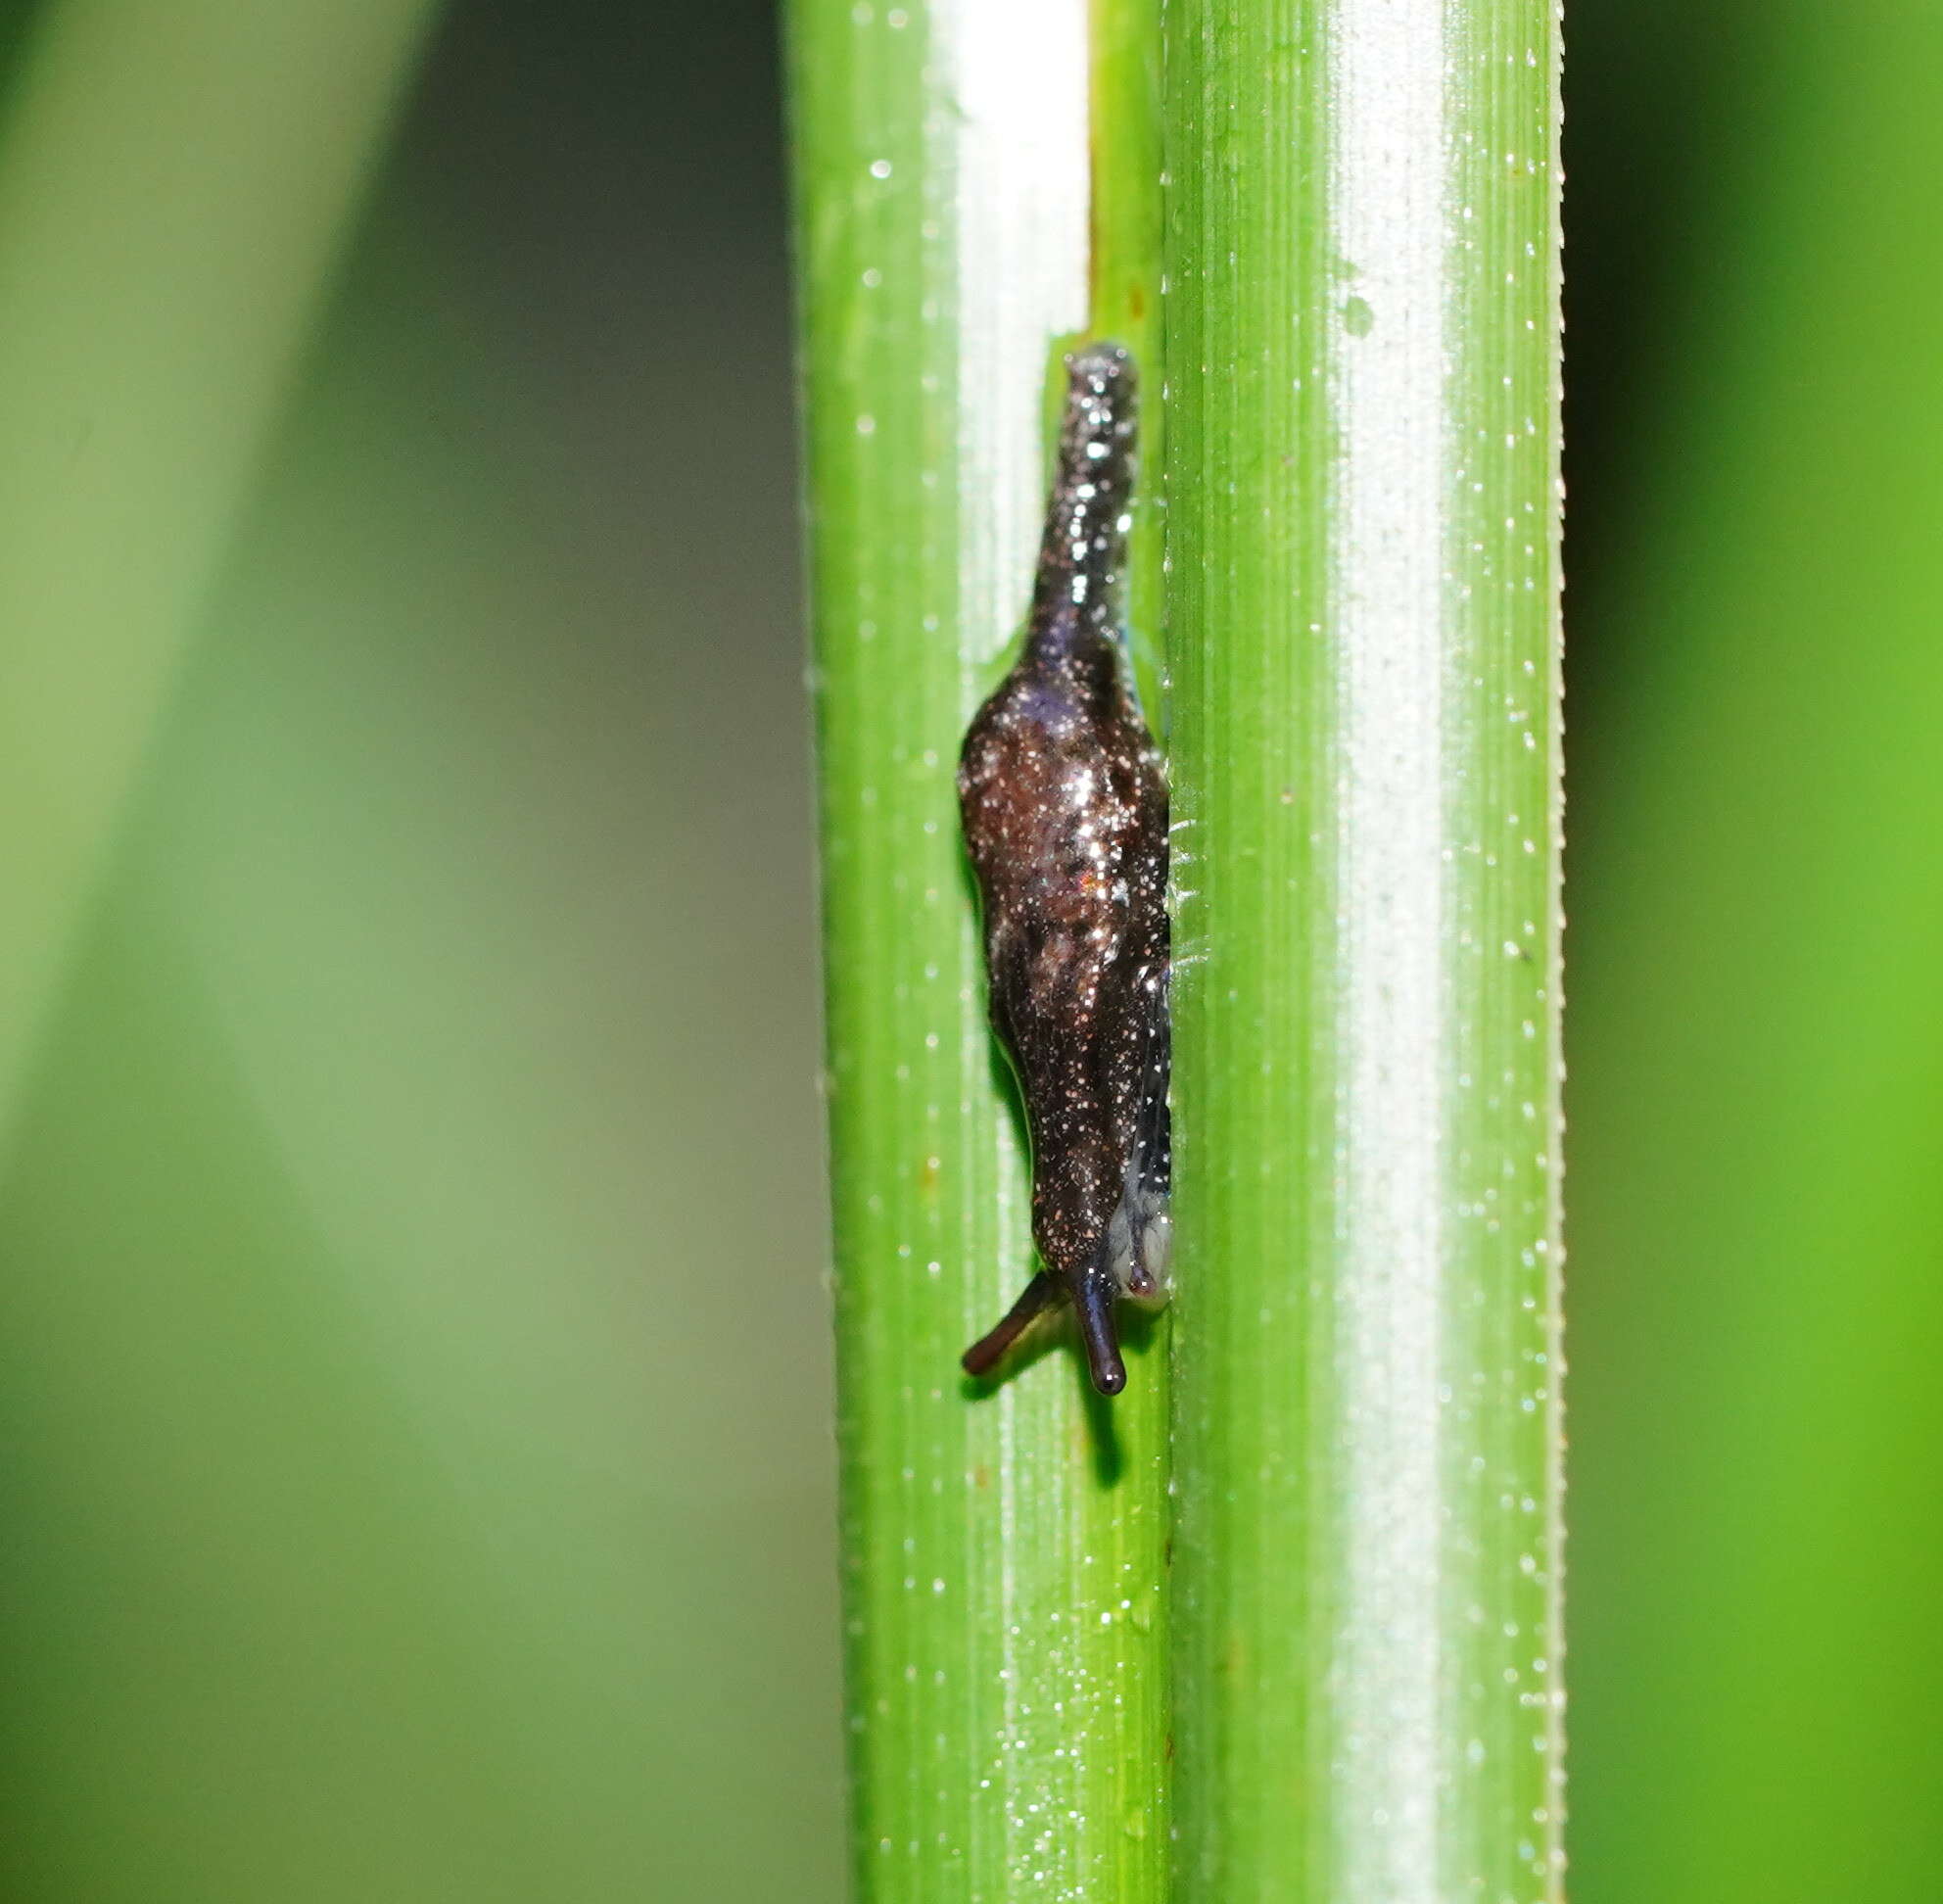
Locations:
1163;3;1564;1898
787;1;1168;1895
1090;0;1165;712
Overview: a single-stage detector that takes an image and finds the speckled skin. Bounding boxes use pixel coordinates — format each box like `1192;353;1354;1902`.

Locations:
957;345;1169;1397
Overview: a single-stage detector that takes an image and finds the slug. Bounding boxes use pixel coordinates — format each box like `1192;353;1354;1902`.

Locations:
957;343;1170;1397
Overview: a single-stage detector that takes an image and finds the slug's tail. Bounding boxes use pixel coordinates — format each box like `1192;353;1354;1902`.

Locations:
1022;344;1137;674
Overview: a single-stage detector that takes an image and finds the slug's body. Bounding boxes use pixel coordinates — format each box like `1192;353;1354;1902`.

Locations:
958;344;1169;1397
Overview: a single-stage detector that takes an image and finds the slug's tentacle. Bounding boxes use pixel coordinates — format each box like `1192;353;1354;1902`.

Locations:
962;1272;1061;1380
957;343;1170;1397
1070;1271;1128;1397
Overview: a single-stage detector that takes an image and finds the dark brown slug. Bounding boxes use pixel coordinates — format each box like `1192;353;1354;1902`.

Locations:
957;343;1170;1397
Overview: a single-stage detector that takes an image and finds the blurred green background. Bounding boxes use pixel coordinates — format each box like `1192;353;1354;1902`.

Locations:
0;1;1937;1900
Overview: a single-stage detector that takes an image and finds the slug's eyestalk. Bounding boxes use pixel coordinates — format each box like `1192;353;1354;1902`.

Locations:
957;344;1170;1398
